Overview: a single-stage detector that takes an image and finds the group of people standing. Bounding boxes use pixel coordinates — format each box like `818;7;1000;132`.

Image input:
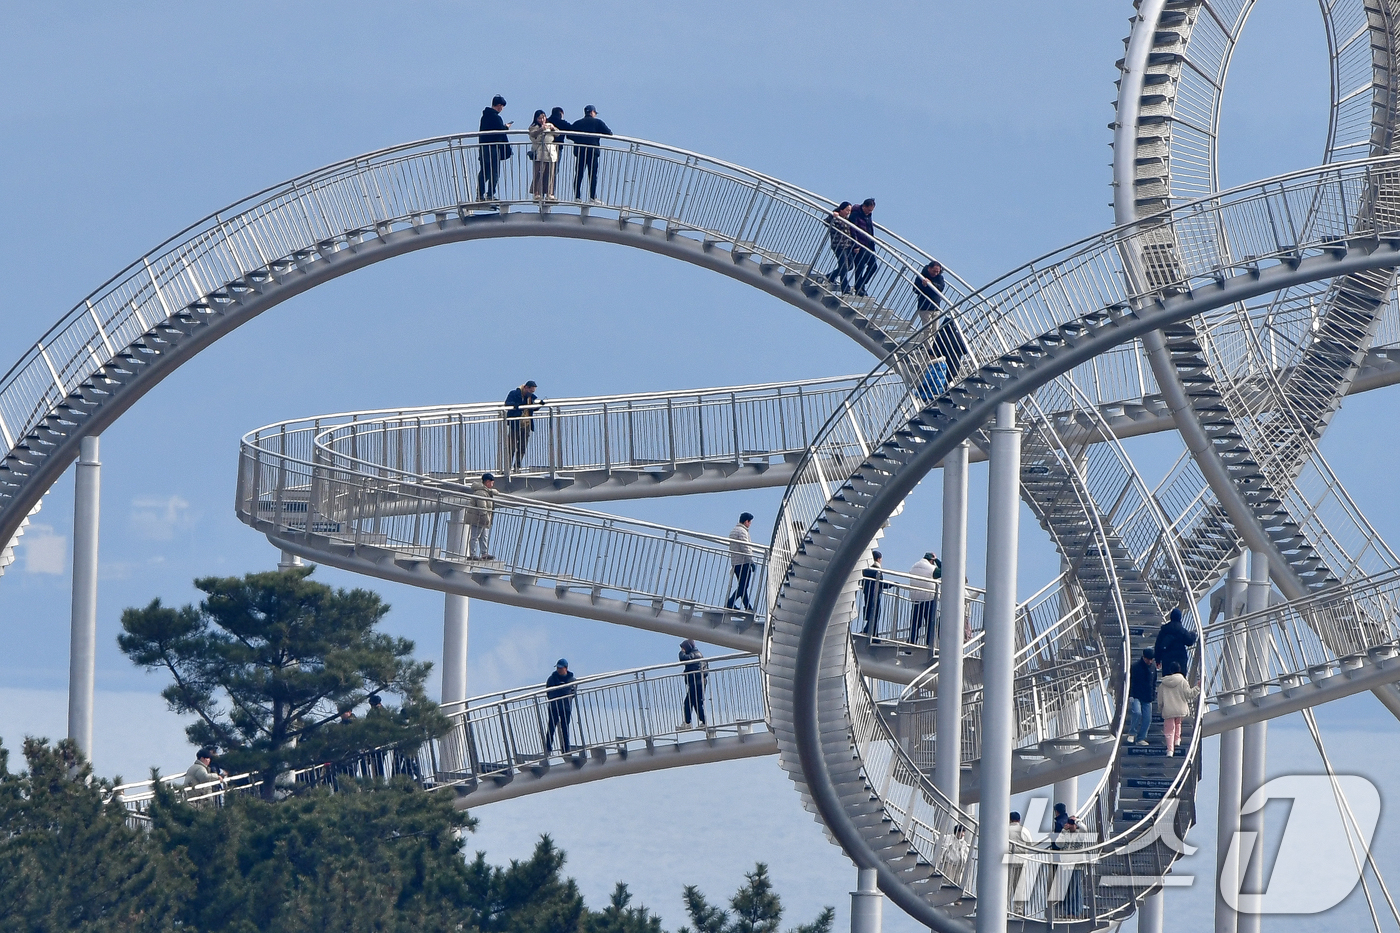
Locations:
860;548;947;645
477;95;615;204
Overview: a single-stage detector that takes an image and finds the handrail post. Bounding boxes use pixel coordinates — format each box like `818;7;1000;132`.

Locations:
731;392;742;465
666;397;677;472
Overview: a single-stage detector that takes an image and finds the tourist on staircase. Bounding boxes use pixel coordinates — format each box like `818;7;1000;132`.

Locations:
725;512;757;612
848;198;878;297
908;551;942;645
1126;647;1157;746
465;473;496;560
569;105;613;202
477;95;512;203
914;261;946;326
544;659;577;754
504;381;544;470
528;110;561;201
679;639;708;730
825;201;855;293
1153;607;1198;677
1007;811;1037;907
860;549;893;637
1157;661;1198;757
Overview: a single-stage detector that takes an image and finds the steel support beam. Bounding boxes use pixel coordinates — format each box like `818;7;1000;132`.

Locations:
976;403;1020;933
1237;551;1271;933
850;868;882;933
936;441;969;805
1215;556;1248;933
67;435;101;760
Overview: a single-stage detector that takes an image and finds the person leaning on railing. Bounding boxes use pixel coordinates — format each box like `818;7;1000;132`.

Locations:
914;261;946;326
569;105;612;202
184;747;224;806
503;381;544;471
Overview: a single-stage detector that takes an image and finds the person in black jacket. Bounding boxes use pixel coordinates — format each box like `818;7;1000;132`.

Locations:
504;380;544;470
860;549;893;636
679;639;707;729
1153;607;1198;678
1127;647;1157;745
826;202;855;293
477;95;513;202
544;658;577;753
914;261;946;326
549;106;572;168
848;199;878;296
570;105;613;201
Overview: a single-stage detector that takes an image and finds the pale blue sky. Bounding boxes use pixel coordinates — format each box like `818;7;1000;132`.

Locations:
1;2;1395;931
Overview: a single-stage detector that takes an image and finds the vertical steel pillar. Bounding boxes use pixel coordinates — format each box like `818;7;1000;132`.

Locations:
976;403;1020;933
1215;555;1248;933
1139;891;1164;933
936;441;969;805
277;550;303;571
1237;550;1270;933
1053;777;1078;818
441;511;470;772
68;435;101;760
850;867;882;933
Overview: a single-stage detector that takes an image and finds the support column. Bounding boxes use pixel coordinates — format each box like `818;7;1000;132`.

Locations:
1215;555;1248;933
1237;550;1270;933
936;440;969;806
277;550;303;571
850;867;882;933
441;511;470;772
976;403;1020;933
1138;891;1164;933
1052;777;1078;818
68;435;100;760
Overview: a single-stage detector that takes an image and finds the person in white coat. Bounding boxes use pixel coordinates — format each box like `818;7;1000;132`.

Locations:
1008;811;1038;905
725;512;757;612
528;109;560;200
908;551;942;645
1157;660;1200;756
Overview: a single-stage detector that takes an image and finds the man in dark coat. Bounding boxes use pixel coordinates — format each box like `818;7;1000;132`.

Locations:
478;95;512;202
1127;647;1158;745
1153;607;1198;677
569;105;613;201
504;380;543;470
544;659;577;753
679;639;707;729
859;549;893;636
914;261;946;325
848;198;878;296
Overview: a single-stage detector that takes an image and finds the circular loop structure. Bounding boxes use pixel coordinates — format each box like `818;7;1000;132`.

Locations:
10;11;1400;931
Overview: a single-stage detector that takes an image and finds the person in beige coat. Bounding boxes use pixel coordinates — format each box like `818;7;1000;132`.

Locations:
528;110;560;200
1156;660;1199;756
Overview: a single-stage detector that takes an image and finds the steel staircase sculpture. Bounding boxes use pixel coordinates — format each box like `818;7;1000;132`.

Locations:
1113;0;1400;719
762;156;1400;932
8;112;1400;930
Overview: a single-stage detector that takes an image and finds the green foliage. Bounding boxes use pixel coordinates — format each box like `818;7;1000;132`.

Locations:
679;865;833;933
464;835;586;933
117;567;447;793
149;777;478;933
0;738;190;933
585;883;665;933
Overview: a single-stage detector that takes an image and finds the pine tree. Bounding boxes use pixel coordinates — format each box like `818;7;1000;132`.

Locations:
0;739;190;932
117;567;447;795
585;883;665;933
679;864;833;933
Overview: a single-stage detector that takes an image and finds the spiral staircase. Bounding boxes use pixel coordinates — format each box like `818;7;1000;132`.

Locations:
6;11;1400;925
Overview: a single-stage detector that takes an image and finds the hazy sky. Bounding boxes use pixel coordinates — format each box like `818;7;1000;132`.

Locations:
1;3;1395;932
